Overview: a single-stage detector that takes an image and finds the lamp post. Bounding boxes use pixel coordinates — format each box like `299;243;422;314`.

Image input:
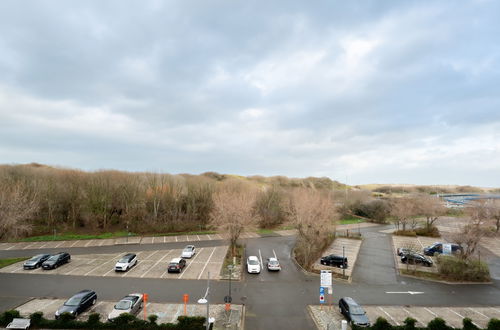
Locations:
342;246;345;277
198;271;212;330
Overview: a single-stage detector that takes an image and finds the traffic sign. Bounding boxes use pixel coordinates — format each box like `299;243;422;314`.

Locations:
319;294;325;304
319;287;325;295
224;295;232;303
320;270;332;287
183;294;189;303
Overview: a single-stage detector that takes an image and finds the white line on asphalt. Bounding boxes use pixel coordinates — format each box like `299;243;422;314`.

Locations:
403;308;423;326
103;268;115;276
447;308;479;327
5;244;15;250
198;247;217;280
163;236;166;243
196;235;200;241
99;240;104;246
23;242;35;249
490;307;500;314
179;248;204;279
207;234;211;240
84;254;121;276
147;250;161;260
64;259;97;275
424;307;438;317
141;251;173;278
216;234;223;240
273;249;277;259
85;240;94;247
468;308;489;319
175;236;178;242
185;235;189;242
69;240;79;247
378;307;399;326
258;249;263;268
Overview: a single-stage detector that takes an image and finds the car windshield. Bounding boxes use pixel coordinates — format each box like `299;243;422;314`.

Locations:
269;260;279;265
248;259;259;265
169;263;178;266
350;306;365;315
65;297;82;306
119;257;130;263
47;255;59;261
183;248;191;252
115;300;132;310
29;255;42;261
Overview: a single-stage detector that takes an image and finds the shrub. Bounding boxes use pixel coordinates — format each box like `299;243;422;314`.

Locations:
0;310;20;326
177;315;206;329
393;230;417;237
437;255;490;282
404;317;417;330
87;313;101;326
372;317;392;330
148;314;158;324
488;318;500;330
428;317;450;330
415;226;440;237
29;312;44;326
463;317;478;330
354;200;390;223
253;186;288;229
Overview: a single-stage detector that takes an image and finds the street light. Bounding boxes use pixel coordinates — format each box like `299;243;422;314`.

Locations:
198;271;214;330
342;246;345;278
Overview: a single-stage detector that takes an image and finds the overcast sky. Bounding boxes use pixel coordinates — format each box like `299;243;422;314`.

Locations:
1;1;499;186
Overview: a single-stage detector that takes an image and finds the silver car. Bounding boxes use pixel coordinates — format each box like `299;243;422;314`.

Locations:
181;245;196;258
266;257;281;271
108;293;143;321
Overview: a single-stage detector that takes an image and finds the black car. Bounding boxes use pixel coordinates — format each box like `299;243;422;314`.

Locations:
423;242;463;256
55;290;97;319
167;258;186;273
339;297;371;327
23;254;51;269
401;252;433;267
320;254;348;268
42;252;71;270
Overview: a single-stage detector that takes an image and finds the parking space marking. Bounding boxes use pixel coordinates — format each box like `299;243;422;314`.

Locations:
273;249;277;259
403;308;424;327
69;240;79;247
84;253;122;276
163;236;166;243
468;308;489;319
448;308;479;327
424;307;438;317
141;251;173;278
378;307;399;326
175;236;178;242
258;249;263;267
22;242;36;249
198;247;217;280
85;240;94;247
196;235;201;241
207;234;211;240
178;248;204;279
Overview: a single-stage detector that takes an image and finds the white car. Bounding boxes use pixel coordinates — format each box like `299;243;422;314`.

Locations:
181;245;196;258
266;257;281;271
247;256;261;274
115;253;137;272
108;293;143;321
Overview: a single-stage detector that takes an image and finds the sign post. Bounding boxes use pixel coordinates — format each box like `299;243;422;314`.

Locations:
320;270;333;307
143;293;149;321
319;286;325;304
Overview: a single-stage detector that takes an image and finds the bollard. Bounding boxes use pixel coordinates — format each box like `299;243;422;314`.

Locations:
341;320;347;330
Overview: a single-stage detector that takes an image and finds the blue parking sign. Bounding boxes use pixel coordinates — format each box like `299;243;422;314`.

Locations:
319;287;325;295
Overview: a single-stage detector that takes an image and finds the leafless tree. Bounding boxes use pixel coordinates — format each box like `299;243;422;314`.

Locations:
210;180;257;256
289;188;336;269
486;199;500;233
414;194;447;231
0;183;39;239
453;201;489;258
390;197;418;232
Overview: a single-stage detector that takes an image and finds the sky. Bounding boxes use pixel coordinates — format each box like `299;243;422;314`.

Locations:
1;1;500;186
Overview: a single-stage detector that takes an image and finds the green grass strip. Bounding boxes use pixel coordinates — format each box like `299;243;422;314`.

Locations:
0;258;28;268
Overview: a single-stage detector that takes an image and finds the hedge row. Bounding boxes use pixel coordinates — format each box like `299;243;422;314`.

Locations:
0;310;207;330
353;316;500;330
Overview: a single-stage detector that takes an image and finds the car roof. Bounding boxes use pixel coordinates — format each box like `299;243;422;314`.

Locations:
122;253;136;258
184;245;194;248
74;290;93;297
342;297;360;306
248;256;259;261
268;257;278;262
170;258;182;263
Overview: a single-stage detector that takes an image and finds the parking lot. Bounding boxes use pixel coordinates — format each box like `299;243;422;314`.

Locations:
0;232;261;251
309;305;500;330
313;238;362;279
0;246;229;280
15;298;243;327
391;235;441;273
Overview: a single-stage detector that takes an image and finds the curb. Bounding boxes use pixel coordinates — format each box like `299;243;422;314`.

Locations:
307;305;323;330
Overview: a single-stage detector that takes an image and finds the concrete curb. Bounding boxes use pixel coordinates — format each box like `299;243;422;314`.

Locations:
307;305;323;330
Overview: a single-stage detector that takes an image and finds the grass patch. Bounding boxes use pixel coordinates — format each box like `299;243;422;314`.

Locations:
220;243;244;279
0;258;28;268
146;230;217;237
339;218;364;225
17;231;136;242
257;228;276;235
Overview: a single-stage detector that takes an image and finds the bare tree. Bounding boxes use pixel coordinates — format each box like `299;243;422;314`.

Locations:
289;188;336;269
414;194;447;231
453;201;489;258
486;199;500;233
390;197;418;232
210;180;257;256
0;183;39;239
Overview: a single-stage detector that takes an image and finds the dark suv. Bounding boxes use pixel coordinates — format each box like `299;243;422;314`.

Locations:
401;252;433;267
55;290;97;319
339;297;371;327
42;252;71;270
423;243;462;256
320;255;348;268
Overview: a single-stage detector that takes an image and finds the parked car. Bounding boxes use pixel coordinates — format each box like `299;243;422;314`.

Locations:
338;297;371;327
396;248;410;256
266;257;281;271
42;252;71;270
423;242;463;256
401;252;433;267
23;254;51;269
247;256;261;274
55;290;97;319
115;253;138;272
167;258;186;273
181;245;196;259
108;293;143;321
320;254;348;268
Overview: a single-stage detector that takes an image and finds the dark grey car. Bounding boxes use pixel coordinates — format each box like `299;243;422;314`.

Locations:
339;297;371;327
55;290;97;319
42;252;71;270
23;254;51;269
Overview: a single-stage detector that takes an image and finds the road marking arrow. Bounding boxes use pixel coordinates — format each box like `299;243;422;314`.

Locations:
386;291;424;295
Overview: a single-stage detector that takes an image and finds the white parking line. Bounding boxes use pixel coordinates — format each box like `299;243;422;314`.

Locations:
273;249;277;259
198;247;217;280
216;234;223;240
448;308;479;327
23;242;36;249
64;259;97;275
196;235;200;241
424;307;438;317
207;234;211;240
179;248;204;279
468;308;489;319
85;240;94;247
5;244;16;250
141;251;173;278
490;307;500;314
403;308;423;326
175;236;178;242
69;240;79;247
84;253;122;276
99;240;105;246
258;249;263;267
163;236;166;243
378;307;399;326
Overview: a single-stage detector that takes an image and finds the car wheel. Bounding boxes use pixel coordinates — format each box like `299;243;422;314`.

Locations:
54;264;58;269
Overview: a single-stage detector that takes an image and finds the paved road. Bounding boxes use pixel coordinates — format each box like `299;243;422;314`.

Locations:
2;226;500;329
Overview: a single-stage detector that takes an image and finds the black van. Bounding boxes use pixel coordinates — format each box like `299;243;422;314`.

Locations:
320;254;348;268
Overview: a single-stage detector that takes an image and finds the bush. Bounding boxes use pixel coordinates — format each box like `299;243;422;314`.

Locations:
415;226;440;237
372;317;392;330
148;314;158;325
404;317;417;330
488;318;500;330
463;317;478;330
354;200;390;223
393;230;417;237
428;317;450;330
0;309;20;326
30;311;44;326
437;255;490;282
87;313;101;326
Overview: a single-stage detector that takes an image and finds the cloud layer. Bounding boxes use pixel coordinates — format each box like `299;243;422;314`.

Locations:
1;1;500;186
